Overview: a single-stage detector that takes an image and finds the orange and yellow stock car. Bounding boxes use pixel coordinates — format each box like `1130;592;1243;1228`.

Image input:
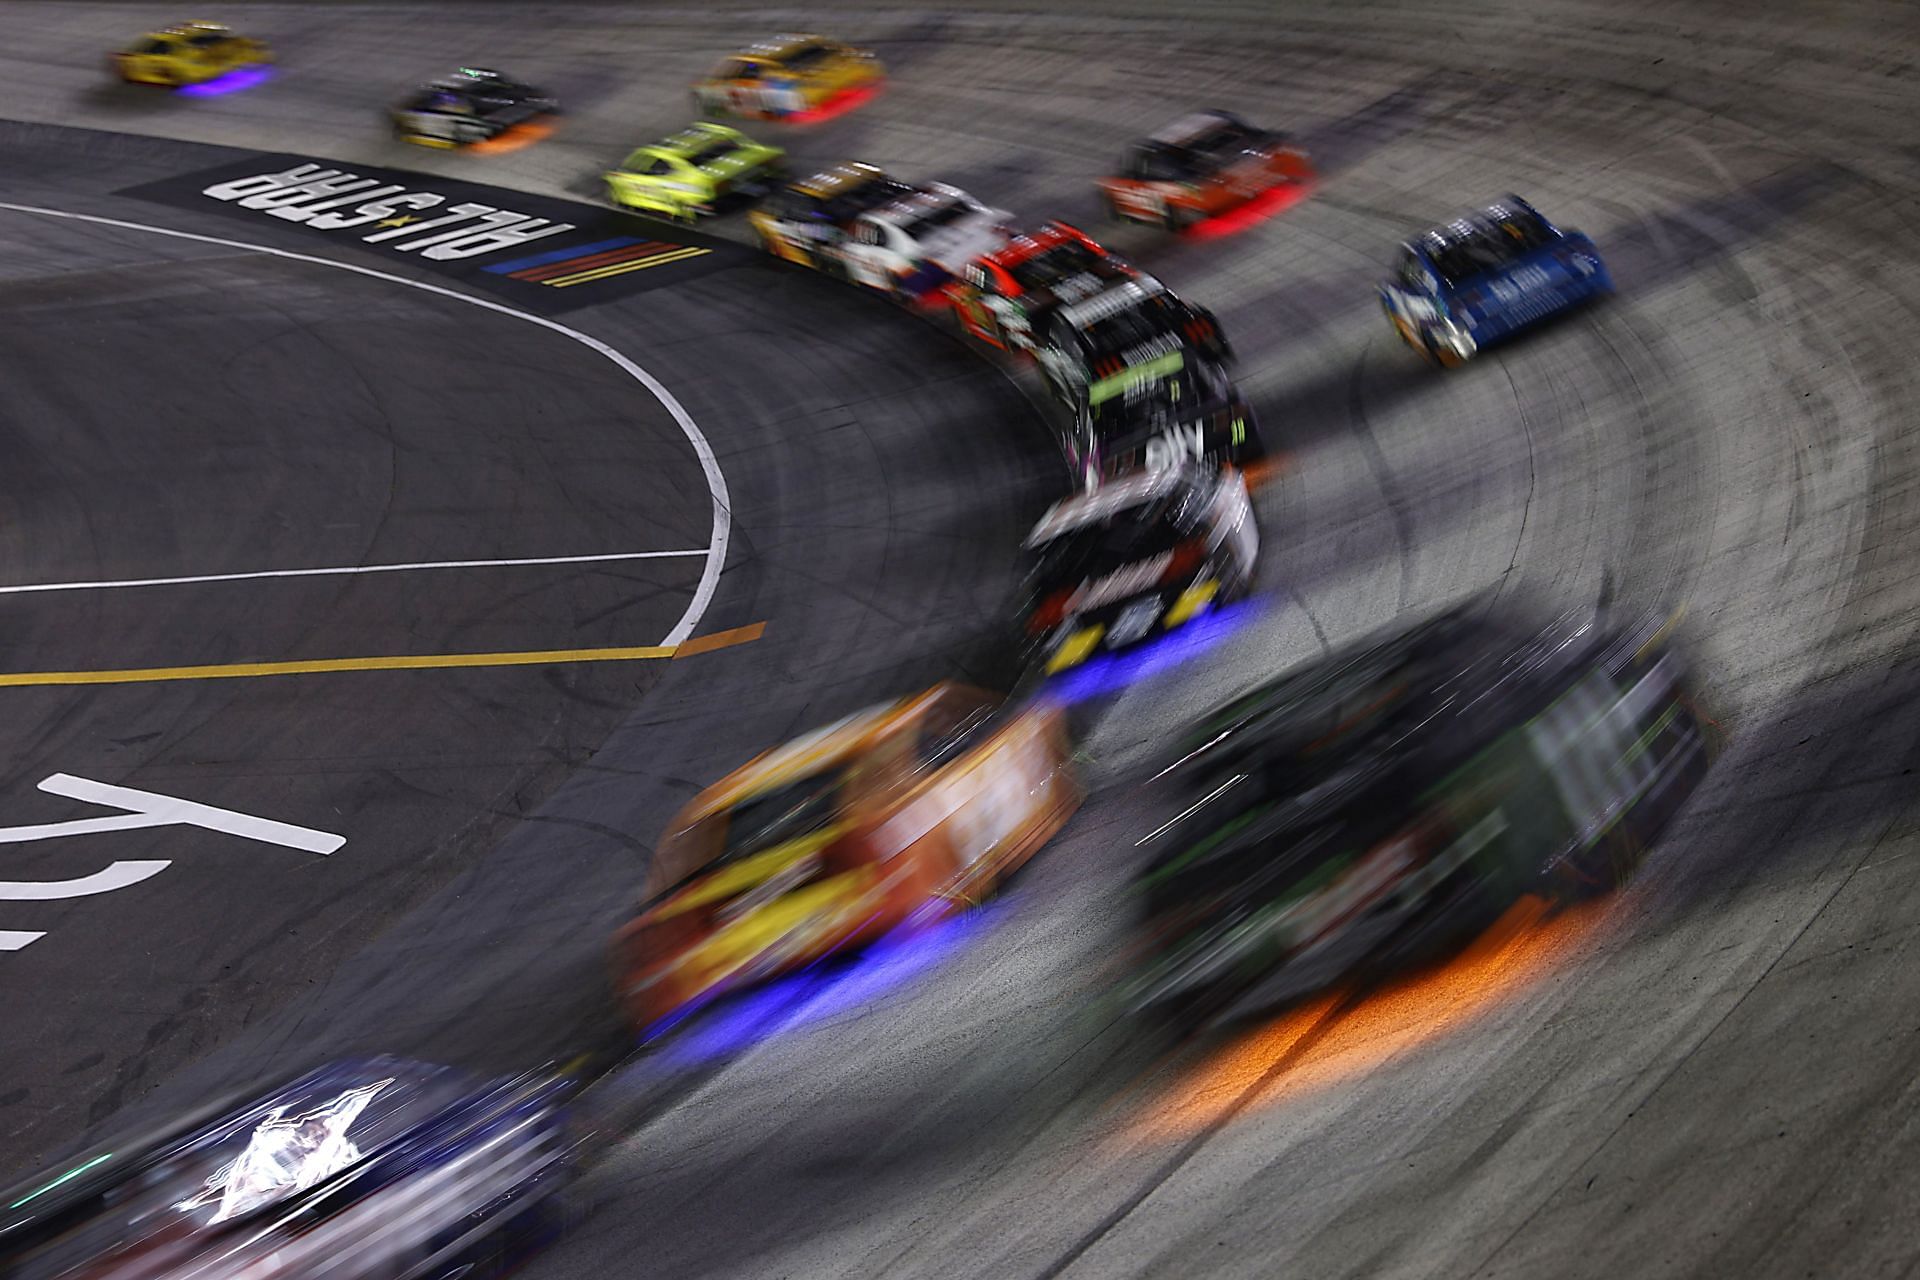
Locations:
691;34;884;123
613;684;1080;1032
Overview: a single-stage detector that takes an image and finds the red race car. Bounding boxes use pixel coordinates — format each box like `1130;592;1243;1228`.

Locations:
947;220;1140;353
1098;109;1314;232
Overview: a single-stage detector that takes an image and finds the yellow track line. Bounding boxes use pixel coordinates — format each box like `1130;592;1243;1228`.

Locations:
0;623;765;688
547;246;710;288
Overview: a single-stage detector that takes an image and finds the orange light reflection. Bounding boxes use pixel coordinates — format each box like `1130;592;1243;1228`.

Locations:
468;120;555;155
1136;893;1612;1140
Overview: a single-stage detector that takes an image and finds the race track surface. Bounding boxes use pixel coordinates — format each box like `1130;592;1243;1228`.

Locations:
2;2;1919;1277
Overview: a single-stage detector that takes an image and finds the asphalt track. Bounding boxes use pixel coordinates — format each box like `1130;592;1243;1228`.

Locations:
2;2;1920;1278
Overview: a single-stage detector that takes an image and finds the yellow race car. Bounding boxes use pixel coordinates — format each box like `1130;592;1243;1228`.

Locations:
113;21;271;87
691;34;883;123
605;122;785;222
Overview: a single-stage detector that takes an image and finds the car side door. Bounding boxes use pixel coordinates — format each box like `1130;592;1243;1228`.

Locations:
841;219;891;288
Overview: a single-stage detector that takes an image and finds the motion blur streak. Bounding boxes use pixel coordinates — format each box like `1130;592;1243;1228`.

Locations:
1047;600;1259;705
1138;894;1610;1140
173;66;271;98
465;121;555;155
1182;181;1316;242
655;908;1000;1067
785;82;880;125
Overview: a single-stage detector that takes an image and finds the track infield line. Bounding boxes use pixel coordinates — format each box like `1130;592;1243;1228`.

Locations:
0;200;732;647
0;623;765;687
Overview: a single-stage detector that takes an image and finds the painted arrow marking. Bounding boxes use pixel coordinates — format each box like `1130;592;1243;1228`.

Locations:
0;774;345;854
2;774;345;947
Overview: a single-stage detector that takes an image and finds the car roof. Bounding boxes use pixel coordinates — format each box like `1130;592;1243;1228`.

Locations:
738;32;826;59
1416;195;1545;248
1025;467;1197;546
794;161;888;198
680;685;958;823
1146;109;1242;148
869;181;969;225
656;122;741;153
987;221;1096;267
1055;276;1169;329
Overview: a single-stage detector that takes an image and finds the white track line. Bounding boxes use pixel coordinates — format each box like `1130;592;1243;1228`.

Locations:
0;201;731;647
0;548;710;596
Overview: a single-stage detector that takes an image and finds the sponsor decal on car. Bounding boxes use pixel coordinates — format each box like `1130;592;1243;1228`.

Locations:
1067;550;1174;615
122;154;748;313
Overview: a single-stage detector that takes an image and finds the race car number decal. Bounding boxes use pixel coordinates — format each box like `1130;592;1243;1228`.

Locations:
1486;264;1553;303
1143;422;1209;471
1113;186;1170;218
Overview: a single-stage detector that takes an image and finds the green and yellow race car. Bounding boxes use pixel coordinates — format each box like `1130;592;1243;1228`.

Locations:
604;123;785;222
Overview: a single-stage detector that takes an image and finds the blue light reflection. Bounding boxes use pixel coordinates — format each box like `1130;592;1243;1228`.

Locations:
650;905;1003;1068
176;66;273;98
1046;600;1261;706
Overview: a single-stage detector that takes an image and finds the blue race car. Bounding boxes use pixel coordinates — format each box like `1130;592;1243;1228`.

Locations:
1378;196;1611;366
0;1056;578;1280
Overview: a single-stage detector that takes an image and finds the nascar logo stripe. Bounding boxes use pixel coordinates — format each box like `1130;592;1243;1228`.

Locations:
508;242;675;282
546;246;711;289
484;238;712;288
481;236;642;275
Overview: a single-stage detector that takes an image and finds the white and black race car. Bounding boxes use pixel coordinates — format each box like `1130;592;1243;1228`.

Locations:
1034;276;1232;414
1065;351;1265;490
838;181;1014;300
390;67;559;148
1018;461;1258;676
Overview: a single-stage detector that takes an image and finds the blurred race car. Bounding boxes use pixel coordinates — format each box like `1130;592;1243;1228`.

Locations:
1019;462;1258;676
839;182;1015;300
1064;349;1264;488
613;684;1081;1033
1098;110;1313;231
947;221;1139;353
604;122;785;221
113;21;271;87
1033;276;1231;413
1379;196;1612;366
0;1056;576;1280
748;161;912;273
389;67;558;149
692;34;883;122
1126;605;1713;1025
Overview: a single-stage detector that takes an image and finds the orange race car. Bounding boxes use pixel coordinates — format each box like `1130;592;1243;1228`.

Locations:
612;684;1081;1033
1097;109;1314;232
